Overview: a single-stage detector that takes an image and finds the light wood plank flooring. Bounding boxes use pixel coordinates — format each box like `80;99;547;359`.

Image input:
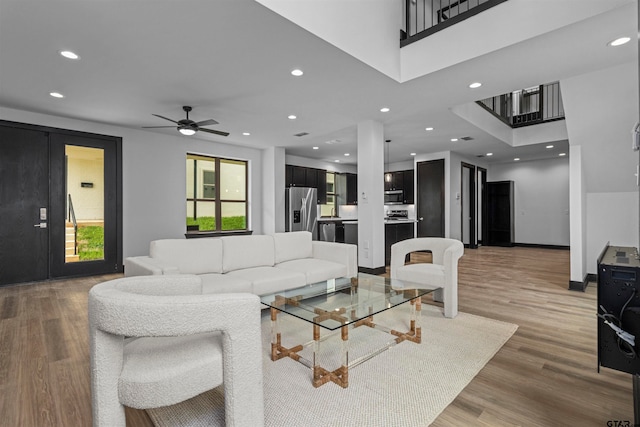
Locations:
0;246;633;426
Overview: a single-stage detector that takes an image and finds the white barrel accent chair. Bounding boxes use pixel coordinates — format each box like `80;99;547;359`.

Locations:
88;275;264;427
390;238;464;318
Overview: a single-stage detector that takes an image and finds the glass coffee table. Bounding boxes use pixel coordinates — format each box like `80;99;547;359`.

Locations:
260;273;440;388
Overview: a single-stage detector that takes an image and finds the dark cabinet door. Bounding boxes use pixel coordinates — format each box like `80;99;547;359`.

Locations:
305;168;318;190
292;166;306;187
346;173;357;205
384;222;415;265
316;170;327;204
285;165;293;187
403;170;414;204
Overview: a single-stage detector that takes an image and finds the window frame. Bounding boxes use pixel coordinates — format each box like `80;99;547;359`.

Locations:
186;154;248;234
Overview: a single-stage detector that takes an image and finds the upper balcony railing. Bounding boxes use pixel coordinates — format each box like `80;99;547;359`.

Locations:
401;0;508;47
477;82;565;128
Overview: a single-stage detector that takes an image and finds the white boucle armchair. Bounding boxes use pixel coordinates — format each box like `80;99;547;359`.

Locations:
88;275;264;427
390;238;464;318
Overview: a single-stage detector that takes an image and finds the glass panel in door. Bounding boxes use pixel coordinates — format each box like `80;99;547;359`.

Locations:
64;145;105;263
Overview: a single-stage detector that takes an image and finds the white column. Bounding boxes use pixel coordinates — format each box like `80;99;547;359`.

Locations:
262;147;286;234
569;145;585;283
357;120;385;271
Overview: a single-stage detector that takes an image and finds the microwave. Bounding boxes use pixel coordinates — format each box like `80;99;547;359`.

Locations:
384;190;404;205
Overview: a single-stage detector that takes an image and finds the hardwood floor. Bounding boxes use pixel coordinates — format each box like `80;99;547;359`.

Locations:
0;246;633;426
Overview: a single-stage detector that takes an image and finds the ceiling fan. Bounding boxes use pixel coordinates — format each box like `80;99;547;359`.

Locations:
143;106;229;137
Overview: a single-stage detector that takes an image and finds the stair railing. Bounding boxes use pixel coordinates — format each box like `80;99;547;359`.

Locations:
68;194;78;255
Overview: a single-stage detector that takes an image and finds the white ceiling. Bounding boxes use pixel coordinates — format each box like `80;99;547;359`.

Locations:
0;0;636;166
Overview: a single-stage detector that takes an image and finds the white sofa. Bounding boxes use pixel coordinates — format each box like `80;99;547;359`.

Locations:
124;231;358;296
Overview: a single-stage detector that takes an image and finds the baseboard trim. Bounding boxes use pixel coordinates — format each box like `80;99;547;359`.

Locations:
358;266;386;275
514;243;570;250
569;274;591;292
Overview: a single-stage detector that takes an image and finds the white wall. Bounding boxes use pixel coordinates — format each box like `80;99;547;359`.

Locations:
489;157;570;246
256;0;401;81
0;106;265;259
561;60;639;276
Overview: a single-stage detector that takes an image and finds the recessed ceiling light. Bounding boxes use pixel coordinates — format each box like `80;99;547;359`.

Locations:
425;127;434;131
559;153;567;156
451;138;458;142
59;50;80;60
469;82;482;89
380;107;390;113
312;146;319;150
608;37;631;47
49;92;64;98
546;145;554;149
335;160;341;163
288;115;297;120
344;153;350;156
291;69;304;76
410;152;416;156
242;132;251;136
514;158;520;161
486;153;493;156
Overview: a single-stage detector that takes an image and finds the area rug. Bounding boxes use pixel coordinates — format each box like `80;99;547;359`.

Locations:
147;304;518;427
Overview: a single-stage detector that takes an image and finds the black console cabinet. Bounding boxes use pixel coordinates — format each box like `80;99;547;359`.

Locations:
597;244;640;375
597;244;640;425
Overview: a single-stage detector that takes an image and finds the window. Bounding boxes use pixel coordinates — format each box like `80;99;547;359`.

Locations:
186;154;248;232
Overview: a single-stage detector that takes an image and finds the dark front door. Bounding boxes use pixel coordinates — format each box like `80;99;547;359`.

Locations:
0;121;122;287
0;126;50;285
417;159;445;237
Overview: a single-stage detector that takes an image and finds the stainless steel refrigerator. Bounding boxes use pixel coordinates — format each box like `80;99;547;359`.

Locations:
285;187;318;240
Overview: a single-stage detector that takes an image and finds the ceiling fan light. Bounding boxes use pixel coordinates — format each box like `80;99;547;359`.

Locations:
179;128;196;136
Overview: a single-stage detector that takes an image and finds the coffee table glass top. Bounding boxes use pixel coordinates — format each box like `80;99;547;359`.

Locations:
260;273;439;331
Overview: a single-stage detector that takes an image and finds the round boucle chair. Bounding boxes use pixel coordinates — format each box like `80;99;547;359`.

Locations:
88;274;263;426
390;238;464;318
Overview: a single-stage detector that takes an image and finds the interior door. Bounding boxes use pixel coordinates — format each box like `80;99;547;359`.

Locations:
0;125;49;285
477;167;487;245
461;162;477;248
417;159;445;237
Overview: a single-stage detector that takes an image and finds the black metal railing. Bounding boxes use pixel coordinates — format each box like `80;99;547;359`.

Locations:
401;0;508;47
477;81;565;128
68;194;78;255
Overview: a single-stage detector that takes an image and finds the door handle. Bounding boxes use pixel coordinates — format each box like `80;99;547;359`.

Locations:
34;222;47;228
419;217;424;221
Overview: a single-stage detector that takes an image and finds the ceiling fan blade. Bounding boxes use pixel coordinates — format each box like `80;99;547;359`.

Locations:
152;114;179;124
142;125;176;129
198;128;230;137
195;119;219;127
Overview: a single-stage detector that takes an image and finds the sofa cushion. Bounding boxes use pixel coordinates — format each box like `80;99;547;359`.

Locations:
199;273;252;294
272;231;313;264
393;263;445;287
226;266;305;295
276;258;347;285
150;238;223;275
221;235;275;273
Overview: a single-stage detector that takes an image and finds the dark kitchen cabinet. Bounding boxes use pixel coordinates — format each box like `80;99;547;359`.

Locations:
345;173;357;205
285;165;327;204
402;170;414;204
316;169;327;204
384;170;414;204
384;171;404;191
384;222;415;265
